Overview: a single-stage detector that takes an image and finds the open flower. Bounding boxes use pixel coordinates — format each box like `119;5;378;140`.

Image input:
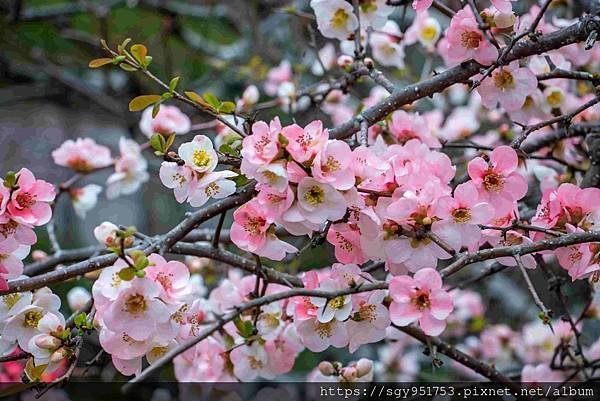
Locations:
477;62;537;112
442;7;498;65
52;138;113;172
467;146;527;217
389;268;453;336
296;177;347;224
70;184;102;218
283;121;328;164
106;138;149;199
178;135;218;174
187;170;237;207
139;105;191;137
7;168;56;226
312;140;355;190
311;0;359;41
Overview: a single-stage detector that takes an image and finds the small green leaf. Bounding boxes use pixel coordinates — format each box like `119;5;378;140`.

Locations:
152;101;162;118
129;95;161;111
185;91;214;110
118;38;132;54
165;133;176;151
119;63;138;72
3;171;17;188
118;267;136;281
169;76;180;93
130;44;148;65
219;144;236;156
135;270;146;278
203;92;221;110
150;134;166;153
144;56;153;67
232;174;248;188
112;55;126;64
88;58;114;68
219;101;236;114
74;313;87;328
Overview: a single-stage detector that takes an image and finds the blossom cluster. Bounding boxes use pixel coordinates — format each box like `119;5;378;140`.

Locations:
0;168;55;289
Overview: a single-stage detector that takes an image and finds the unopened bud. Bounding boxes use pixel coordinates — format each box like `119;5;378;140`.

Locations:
94;221;119;246
422;217;432;226
31;250;48;261
363;57;374;69
341;367;357;380
318;361;335;376
50;348;68;363
34;335;61;350
356;358;374;377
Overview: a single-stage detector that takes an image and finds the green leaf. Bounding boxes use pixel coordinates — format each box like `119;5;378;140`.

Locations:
118;267;136;281
130;44;148;65
219;144;236;156
232;174;248;188
219;101;236;114
3;171;16;188
165;133;176;151
118;38;132;54
144;56;153;67
88;58;114;68
129;95;161;111
203;92;221;110
233;316;255;338
135;270;146;278
119;63;138;72
169;76;180;93
129;250;149;270
184;91;214;110
74;313;87;328
152;101;162;118
150;134;166;153
112;55;126;64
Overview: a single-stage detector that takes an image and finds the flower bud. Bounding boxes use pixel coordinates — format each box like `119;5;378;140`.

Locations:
31;250;48;261
50;348;68;363
67;287;91;311
356;358;374;377
93;221;119;246
318;361;335;376
337;55;353;68
341;367;357;381
34;335;61;350
242;85;259;106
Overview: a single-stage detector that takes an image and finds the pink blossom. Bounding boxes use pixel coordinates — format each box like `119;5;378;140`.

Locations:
0;215;37;247
282;120;328;163
521;364;563;383
467;146;528;217
477;62;537;112
532;183;600;231
296;316;348;352
432;181;494;251
346;291;390;353
388;110;441;148
311;140;355;190
106;138;149;199
294;177;347;224
0;240;29;290
52;138;112;172
241;117;283;166
7;168;56;226
412;0;433;12
442;7;498;65
326;223;366;264
139;105;191;137
145;254;191;303
389;268;454;336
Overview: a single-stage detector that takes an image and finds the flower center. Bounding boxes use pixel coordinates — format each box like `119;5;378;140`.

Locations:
331;8;350;29
124;293;147;314
67;156;92;172
0;220;18;238
304;185;325;206
452;207;472;224
352;304;376;322
23;310;43;328
204;182;220;197
460;31;482;49
315;321;333;338
244;216;266;235
2;293;21;310
483;171;505;192
359;0;377;13
546;89;564;107
193;150;212;168
412;289;431;310
16;192;36;209
323;156;341;173
329;296;346;310
249;356;264;370
155;272;174;292
493;69;515;90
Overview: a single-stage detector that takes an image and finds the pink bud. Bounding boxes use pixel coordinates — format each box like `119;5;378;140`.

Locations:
50;348;67;363
356;358;373;377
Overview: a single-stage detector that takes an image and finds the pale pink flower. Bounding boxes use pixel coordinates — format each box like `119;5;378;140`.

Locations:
296;316;348;352
311;278;353;323
174;336;233;382
491;0;515;13
0;241;29;290
326;223;366;264
477;62;537;112
145;254;191;303
102;278;170;341
139;105;191;138
412;0;433;12
388;110;441;148
264;60;293;96
52;138;112;172
106;138;149;199
241;118;283;165
311;0;359;41
467;146;528;217
255;183;294;220
346;291;390;353
295;177;347;224
70;184;102;218
237;85;260;111
159;162;195;204
389;268;454;336
0;215;36;247
369;21;405;68
486;230;537;269
178;135;218;174
27;312;66;368
432;181;494;251
66;287;91;312
230;342;275;381
404;10;442;48
93;221;119;247
532;183;600;231
186;170;237;207
312;140;355;190
241;159;289;191
264;324;304;375
442;7;498;65
282;120;329;163
7;168;55;226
